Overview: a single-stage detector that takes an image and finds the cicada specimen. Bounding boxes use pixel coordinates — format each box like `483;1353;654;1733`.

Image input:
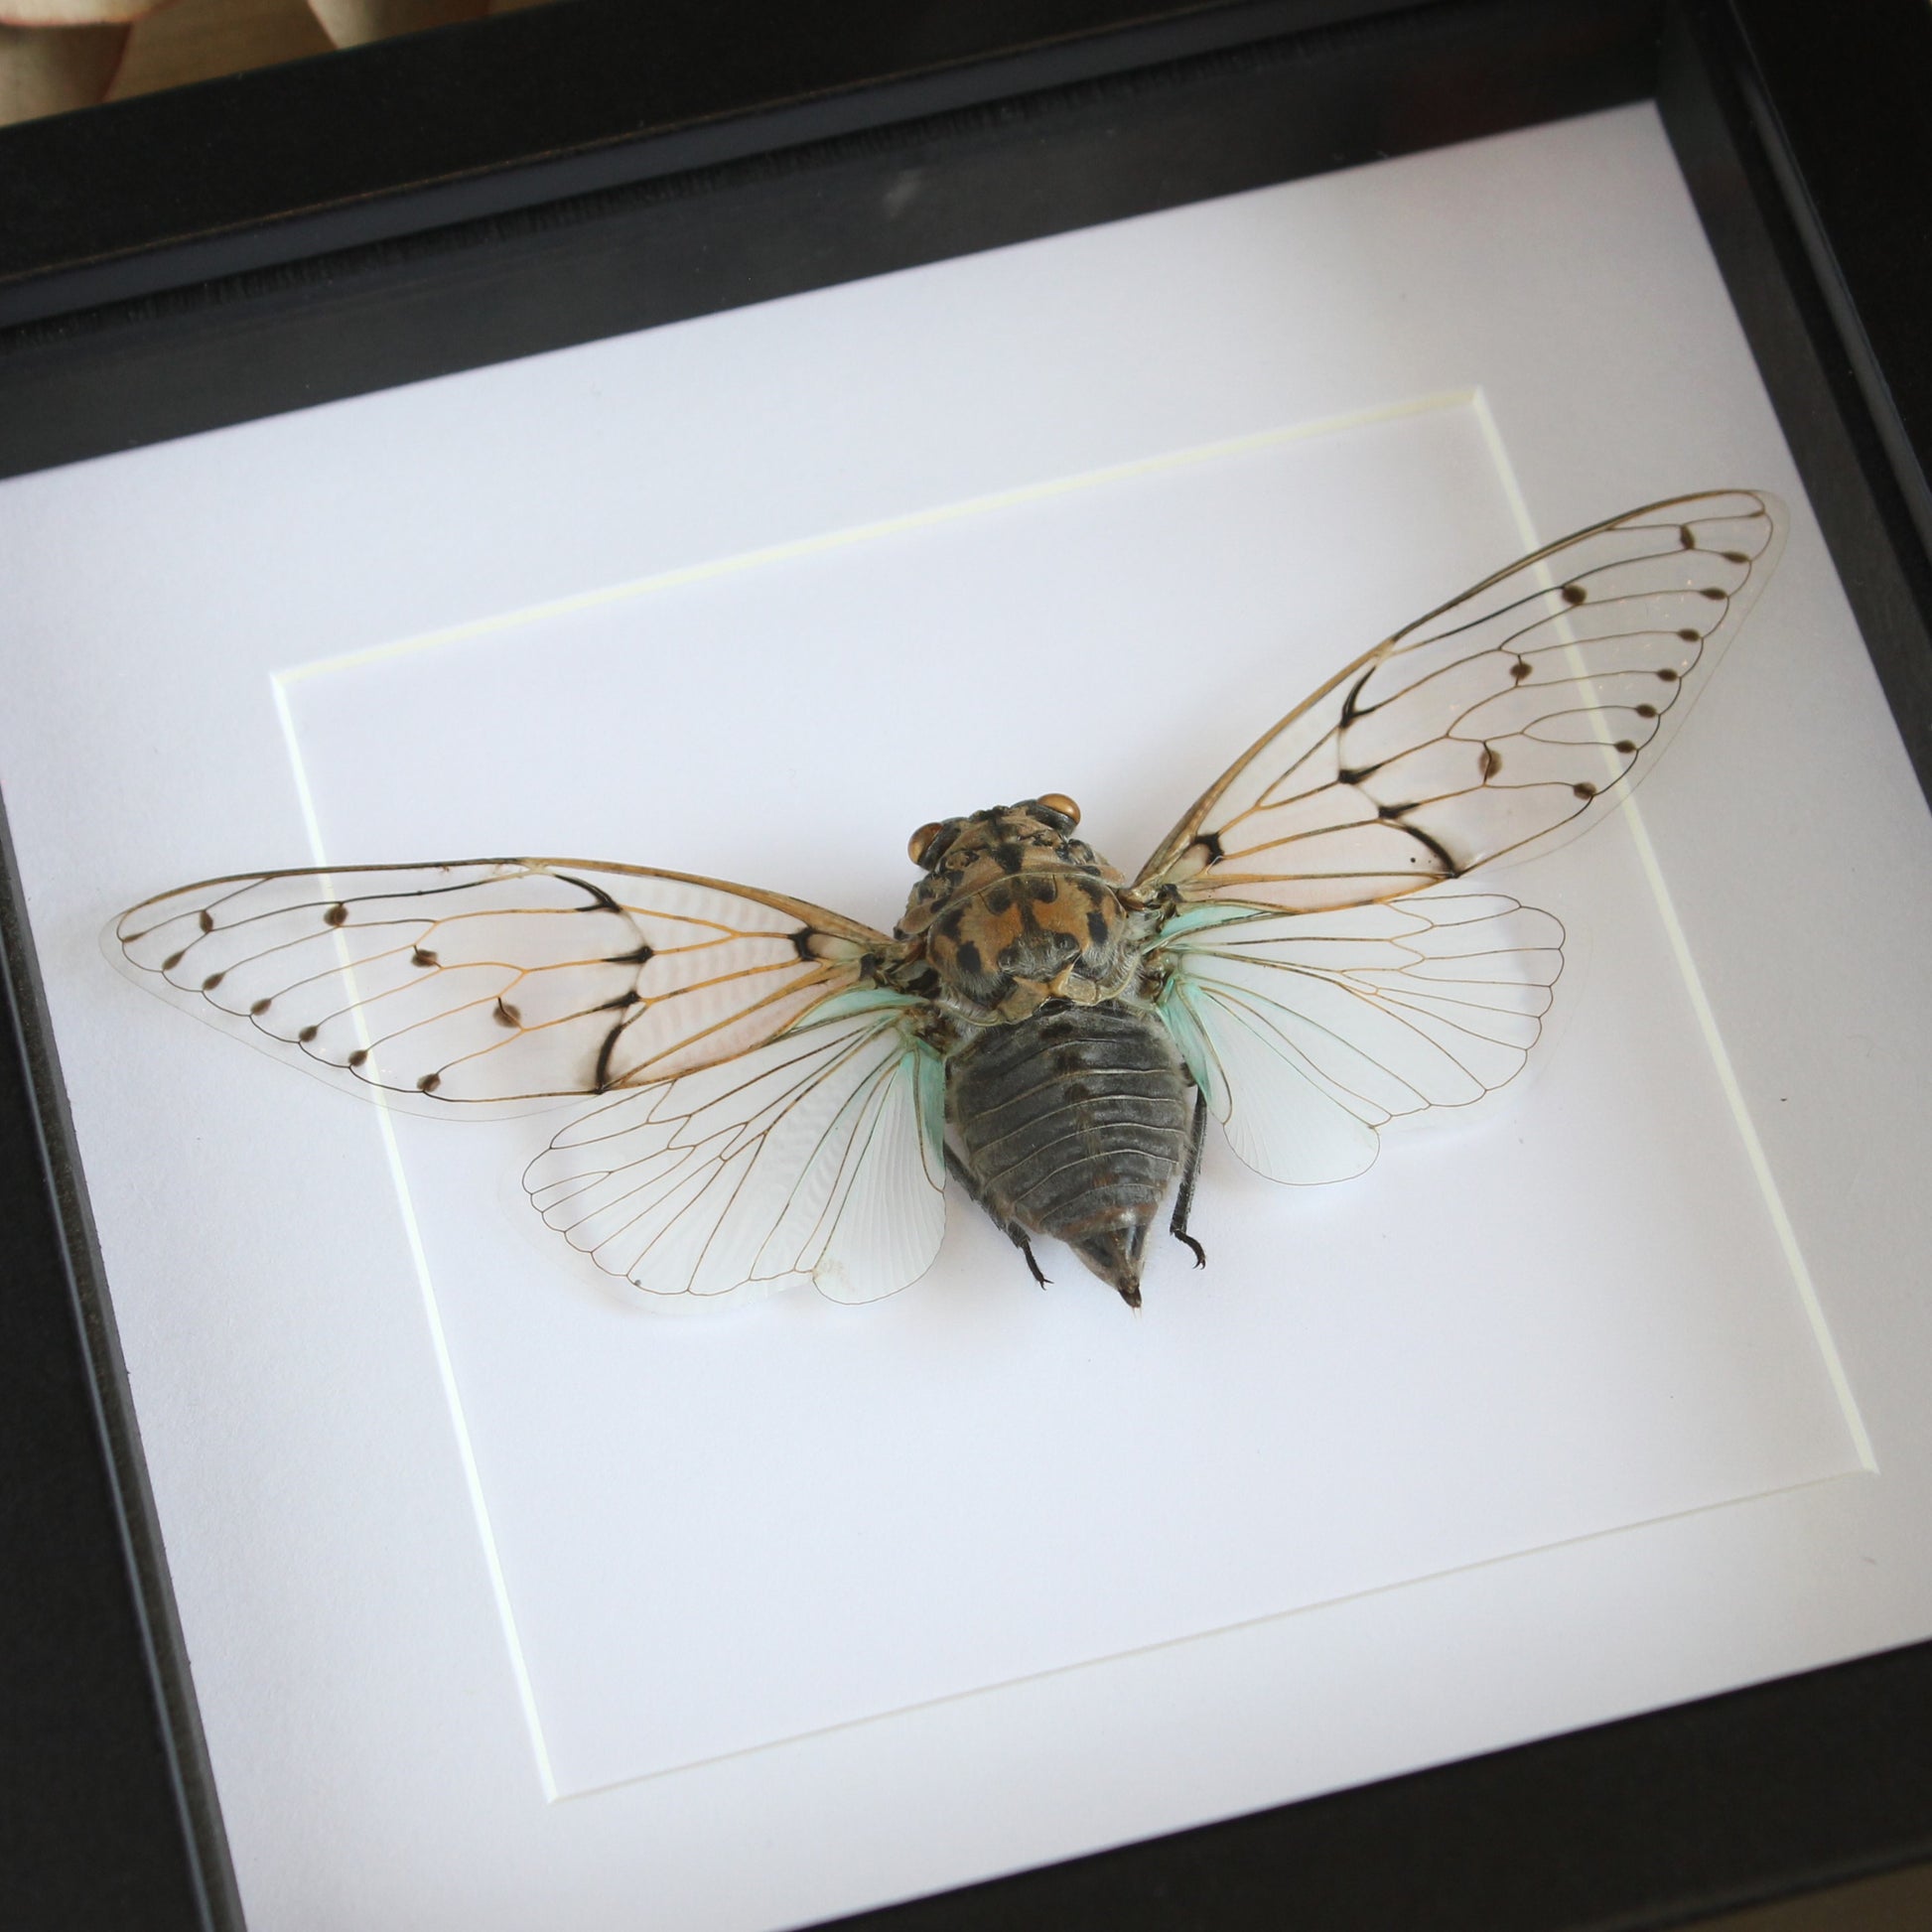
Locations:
112;490;1784;1309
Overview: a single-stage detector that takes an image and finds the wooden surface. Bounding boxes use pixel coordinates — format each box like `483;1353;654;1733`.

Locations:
1701;1861;1932;1929
0;0;556;121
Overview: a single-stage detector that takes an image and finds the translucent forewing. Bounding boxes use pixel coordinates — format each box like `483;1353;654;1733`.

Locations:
1137;491;1785;913
524;990;947;1306
112;859;898;1117
1157;896;1565;1183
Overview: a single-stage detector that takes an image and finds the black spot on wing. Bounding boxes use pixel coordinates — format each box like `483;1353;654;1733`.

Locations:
594;1015;629;1090
1339;667;1375;725
1400;822;1459;877
556;872;622;914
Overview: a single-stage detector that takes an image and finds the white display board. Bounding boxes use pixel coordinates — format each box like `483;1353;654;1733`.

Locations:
3;102;1929;1932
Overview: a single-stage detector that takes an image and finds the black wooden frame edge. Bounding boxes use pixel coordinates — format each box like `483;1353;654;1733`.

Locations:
2;2;1930;1928
1673;0;1932;812
823;1640;1932;1932
0;794;242;1930
0;0;1422;330
1725;0;1932;575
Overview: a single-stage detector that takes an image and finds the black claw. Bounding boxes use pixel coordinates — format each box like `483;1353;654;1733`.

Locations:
1019;1238;1050;1289
1167;1084;1210;1274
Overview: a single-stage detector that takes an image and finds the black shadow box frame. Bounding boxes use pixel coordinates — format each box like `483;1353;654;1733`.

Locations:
2;1;1929;1927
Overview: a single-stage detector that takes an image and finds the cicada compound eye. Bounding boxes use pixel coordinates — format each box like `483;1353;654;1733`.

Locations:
1035;792;1081;828
908;822;945;869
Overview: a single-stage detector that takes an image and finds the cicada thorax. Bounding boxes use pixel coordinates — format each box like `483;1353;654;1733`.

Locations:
895;803;1146;1024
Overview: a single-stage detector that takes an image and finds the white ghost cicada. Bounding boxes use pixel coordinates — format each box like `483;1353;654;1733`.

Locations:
113;490;1783;1309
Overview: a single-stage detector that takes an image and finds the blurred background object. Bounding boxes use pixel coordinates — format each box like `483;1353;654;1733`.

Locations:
0;0;558;122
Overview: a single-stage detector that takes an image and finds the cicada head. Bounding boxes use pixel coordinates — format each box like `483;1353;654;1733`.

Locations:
903;794;1082;878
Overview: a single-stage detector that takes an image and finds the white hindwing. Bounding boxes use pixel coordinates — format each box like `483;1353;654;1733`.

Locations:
523;990;947;1306
1157;896;1565;1183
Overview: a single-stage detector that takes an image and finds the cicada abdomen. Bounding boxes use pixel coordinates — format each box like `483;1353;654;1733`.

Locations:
947;989;1194;1307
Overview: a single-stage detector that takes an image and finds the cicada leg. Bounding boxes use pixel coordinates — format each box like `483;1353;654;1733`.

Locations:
1169;1085;1208;1268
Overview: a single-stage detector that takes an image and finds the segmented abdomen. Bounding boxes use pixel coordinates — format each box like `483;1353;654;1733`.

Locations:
946;1000;1190;1245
